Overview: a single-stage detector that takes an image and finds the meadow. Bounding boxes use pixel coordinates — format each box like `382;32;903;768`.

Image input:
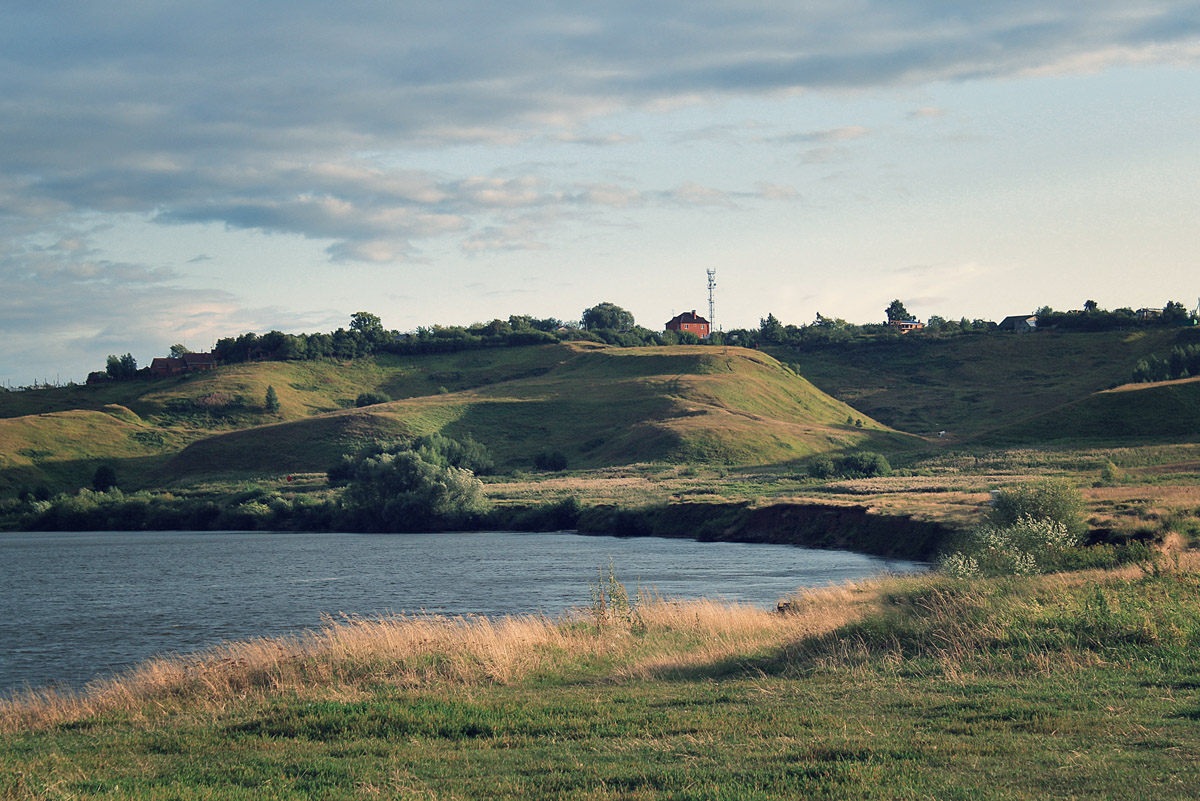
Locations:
3;556;1198;799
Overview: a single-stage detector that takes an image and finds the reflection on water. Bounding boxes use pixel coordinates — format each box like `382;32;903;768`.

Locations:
1;530;924;694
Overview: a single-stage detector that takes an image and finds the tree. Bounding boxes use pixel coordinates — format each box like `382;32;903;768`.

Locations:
349;311;388;347
759;313;784;343
1083;299;1099;314
105;353;139;381
91;464;118;492
264;385;281;413
885;299;912;322
339;446;490;531
169;343;189;358
1163;301;1190;325
582;302;635;331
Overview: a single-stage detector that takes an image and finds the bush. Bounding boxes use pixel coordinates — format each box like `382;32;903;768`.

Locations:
940;515;1083;577
808;454;835;479
534;451;569;471
355;391;390;407
836;451;891;478
807;451;891;480
988;478;1087;539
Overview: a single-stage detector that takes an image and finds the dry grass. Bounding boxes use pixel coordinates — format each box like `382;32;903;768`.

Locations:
0;579;893;733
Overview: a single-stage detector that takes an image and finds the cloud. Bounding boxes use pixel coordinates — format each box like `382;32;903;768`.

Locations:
3;1;1199;381
5;2;1198;262
781;126;872;144
908;106;947;119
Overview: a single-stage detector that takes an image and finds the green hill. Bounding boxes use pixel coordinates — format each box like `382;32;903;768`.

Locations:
771;328;1191;441
1;343;903;491
977;377;1200;445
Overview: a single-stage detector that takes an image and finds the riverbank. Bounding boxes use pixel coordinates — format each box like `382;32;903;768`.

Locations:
2;489;953;560
4;555;1198;799
577;501;951;559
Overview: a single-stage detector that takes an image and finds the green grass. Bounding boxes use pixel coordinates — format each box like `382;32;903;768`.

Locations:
772;328;1186;441
979;377;1200;445
136;344;908;485
5;563;1199;799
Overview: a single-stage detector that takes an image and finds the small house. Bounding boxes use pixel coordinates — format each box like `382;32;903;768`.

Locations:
665;310;711;339
997;315;1037;333
887;319;924;334
150;351;217;377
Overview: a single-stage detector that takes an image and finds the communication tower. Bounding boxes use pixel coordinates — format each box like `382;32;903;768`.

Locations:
707;268;717;334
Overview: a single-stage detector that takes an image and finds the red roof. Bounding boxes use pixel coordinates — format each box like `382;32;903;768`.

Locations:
666;310;710;327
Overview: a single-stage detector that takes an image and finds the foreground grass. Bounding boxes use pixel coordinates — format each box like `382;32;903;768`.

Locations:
4;557;1200;800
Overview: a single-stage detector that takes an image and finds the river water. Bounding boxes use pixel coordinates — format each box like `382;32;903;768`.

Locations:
1;530;924;696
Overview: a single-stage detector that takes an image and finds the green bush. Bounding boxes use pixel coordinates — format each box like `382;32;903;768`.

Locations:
808;454;835;478
836;451;891;478
534;451;569;471
988;478;1087;539
355;391;390;407
940;515;1083;577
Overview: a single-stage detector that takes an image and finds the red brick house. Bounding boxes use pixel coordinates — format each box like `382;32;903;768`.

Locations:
665;310;711;339
150;351;217;377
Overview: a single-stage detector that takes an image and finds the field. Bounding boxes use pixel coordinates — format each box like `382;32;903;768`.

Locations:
4;557;1198;799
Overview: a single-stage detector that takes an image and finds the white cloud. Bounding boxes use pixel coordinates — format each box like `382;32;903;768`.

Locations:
3;1;1200;382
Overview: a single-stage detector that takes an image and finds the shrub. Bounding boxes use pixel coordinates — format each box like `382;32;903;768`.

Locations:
808;454;835;478
988;478;1087;539
355;391;390;407
534;450;569;471
940;515;1082;577
836;451;891;478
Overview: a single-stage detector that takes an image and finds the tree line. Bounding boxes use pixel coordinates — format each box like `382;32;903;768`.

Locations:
93;296;1199;382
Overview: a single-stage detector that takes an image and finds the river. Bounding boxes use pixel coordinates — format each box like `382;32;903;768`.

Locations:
0;530;925;696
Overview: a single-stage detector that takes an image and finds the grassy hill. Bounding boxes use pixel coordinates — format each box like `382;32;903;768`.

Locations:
770;328;1194;442
978;376;1200;445
1;343;904;491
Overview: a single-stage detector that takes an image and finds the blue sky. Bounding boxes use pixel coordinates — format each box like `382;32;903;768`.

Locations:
4;1;1200;385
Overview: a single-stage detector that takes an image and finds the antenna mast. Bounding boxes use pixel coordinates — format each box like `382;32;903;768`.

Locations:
706;268;717;335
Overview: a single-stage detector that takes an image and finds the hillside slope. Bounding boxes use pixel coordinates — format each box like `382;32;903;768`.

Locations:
772;328;1191;441
977;377;1200;445
1;344;905;490
159;344;907;482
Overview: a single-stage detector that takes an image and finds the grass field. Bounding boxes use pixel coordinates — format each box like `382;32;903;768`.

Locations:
4;558;1198;799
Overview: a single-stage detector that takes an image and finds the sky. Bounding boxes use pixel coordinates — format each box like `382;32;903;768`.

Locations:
4;1;1200;386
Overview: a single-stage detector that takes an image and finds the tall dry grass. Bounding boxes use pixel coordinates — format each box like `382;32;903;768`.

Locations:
0;579;895;733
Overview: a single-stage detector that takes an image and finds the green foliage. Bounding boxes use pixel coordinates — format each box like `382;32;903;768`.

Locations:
588;560;640;629
412;432;496;476
339;451;489;531
105;353;139;381
91;464;117;492
264;385;281;413
581;301;635;332
988;478;1087;539
808;451;891;480
329;435;494;531
1133;343;1200;383
885;299;912;322
354;390;390;407
533;450;568;471
940;515;1082;577
807;454;835;478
